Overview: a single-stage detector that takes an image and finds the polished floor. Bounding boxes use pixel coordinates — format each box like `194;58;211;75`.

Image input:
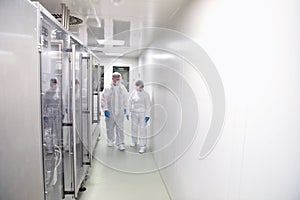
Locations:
77;117;170;200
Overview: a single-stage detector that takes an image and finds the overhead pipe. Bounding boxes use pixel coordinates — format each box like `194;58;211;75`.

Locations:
64;7;68;29
61;3;71;30
66;8;70;30
61;3;66;27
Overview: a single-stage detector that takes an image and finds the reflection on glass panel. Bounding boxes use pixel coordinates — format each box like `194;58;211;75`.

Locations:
92;64;100;122
75;50;84;188
75;75;83;174
40;15;95;200
100;65;104;92
41;22;66;200
92;65;99;93
81;56;90;164
70;44;90;193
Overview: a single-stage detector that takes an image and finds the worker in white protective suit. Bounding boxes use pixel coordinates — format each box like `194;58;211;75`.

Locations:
101;72;128;151
127;80;151;154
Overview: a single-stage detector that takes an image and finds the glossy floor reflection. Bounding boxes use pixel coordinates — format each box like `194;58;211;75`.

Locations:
78;117;170;200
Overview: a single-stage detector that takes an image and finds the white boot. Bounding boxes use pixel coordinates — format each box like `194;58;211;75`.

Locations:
118;144;126;151
130;142;137;147
139;146;146;154
107;141;113;147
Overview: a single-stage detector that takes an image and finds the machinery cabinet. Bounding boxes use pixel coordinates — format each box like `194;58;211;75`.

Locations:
0;1;101;199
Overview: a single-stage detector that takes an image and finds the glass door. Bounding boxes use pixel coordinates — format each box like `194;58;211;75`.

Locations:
81;52;92;165
40;18;68;200
63;40;90;198
91;58;101;158
39;11;91;200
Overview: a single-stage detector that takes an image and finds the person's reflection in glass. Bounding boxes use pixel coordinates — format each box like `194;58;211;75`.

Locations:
43;77;61;187
43;77;60;154
74;78;82;147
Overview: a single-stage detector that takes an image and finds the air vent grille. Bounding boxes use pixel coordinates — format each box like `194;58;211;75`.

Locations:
52;14;83;25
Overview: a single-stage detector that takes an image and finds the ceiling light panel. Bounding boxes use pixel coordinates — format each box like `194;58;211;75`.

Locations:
113;19;131;47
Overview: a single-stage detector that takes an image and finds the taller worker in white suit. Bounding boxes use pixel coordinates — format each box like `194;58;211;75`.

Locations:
101;72;128;151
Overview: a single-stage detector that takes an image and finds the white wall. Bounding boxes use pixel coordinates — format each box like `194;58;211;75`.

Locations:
139;0;300;199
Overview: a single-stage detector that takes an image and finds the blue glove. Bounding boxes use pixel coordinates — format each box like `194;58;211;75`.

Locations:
124;108;126;114
126;115;129;120
145;117;150;123
104;110;110;118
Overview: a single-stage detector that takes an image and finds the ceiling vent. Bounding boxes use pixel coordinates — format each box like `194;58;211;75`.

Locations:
52;13;83;26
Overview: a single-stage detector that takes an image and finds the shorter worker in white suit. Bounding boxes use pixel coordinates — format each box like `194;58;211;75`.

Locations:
127;80;151;154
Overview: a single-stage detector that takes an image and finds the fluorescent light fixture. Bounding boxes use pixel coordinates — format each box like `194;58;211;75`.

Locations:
0;32;33;39
151;54;174;59
111;0;123;6
104;52;124;57
88;46;103;52
96;39;125;46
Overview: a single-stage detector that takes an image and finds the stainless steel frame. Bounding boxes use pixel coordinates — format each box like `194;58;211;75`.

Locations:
90;57;101;159
81;54;93;165
88;55;93;163
71;44;78;198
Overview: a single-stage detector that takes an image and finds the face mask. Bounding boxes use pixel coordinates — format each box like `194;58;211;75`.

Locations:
135;85;142;91
115;80;120;85
52;84;58;90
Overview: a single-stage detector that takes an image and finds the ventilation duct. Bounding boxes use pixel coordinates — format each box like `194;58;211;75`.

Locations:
86;16;101;28
52;3;83;30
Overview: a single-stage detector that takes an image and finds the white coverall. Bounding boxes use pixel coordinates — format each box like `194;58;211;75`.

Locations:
101;83;128;145
128;89;151;147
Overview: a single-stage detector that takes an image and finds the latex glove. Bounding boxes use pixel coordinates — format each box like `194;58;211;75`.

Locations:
126;115;129;120
104;110;110;118
145;117;150;123
124;108;127;114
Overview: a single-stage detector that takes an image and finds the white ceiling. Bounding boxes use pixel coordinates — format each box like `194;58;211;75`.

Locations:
37;0;188;26
36;0;190;57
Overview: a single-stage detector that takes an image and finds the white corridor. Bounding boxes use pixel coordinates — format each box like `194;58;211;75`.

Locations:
78;118;170;200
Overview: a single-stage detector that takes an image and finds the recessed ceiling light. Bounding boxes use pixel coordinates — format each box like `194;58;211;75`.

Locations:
96;39;125;46
111;0;123;6
104;52;124;56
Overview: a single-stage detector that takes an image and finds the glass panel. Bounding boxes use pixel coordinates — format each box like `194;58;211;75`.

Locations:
91;58;101;154
81;55;90;164
92;63;100;123
62;39;73;195
74;48;84;190
65;42;90;195
100;65;104;92
40;19;67;200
